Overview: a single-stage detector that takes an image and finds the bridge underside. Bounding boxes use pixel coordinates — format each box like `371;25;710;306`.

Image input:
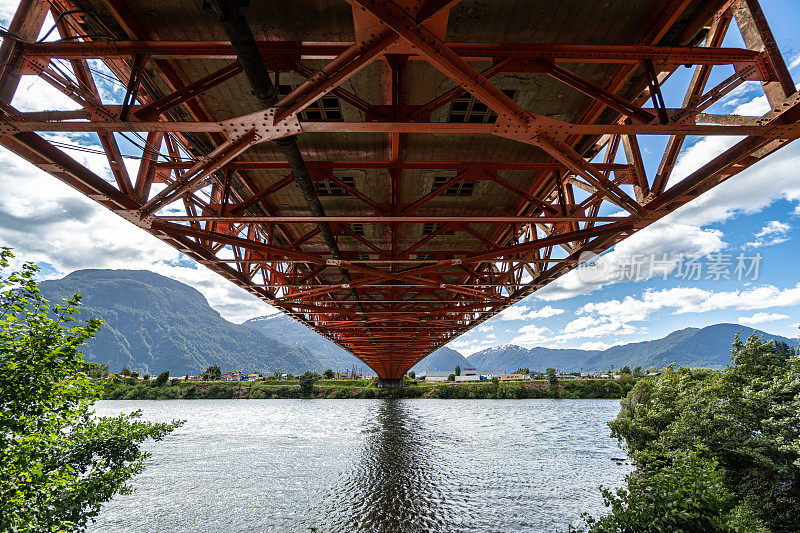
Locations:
0;0;798;379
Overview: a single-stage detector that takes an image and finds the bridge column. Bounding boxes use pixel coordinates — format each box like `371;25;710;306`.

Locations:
376;378;405;389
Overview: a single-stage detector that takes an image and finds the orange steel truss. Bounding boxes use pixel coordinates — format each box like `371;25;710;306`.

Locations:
0;0;798;379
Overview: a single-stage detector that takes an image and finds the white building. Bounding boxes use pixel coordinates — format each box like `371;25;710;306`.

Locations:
417;369;507;381
417;370;452;381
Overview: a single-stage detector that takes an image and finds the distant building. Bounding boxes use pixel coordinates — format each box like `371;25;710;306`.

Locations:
221;371;241;381
417;370;452;381
499;374;530;381
246;373;260;382
478;370;506;379
334;372;362;380
418;369;507;381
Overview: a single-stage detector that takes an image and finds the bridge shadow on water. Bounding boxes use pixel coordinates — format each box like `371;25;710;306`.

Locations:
315;399;473;533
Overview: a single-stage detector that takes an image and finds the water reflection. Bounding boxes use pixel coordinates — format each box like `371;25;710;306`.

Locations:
88;400;631;532
321;400;472;532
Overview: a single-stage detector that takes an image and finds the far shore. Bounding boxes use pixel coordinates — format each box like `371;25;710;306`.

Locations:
102;377;639;400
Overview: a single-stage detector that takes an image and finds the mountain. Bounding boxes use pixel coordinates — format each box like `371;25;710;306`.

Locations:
39;270;321;376
37;269;795;377
243;314;370;373
467;324;798;372
243;314;470;373
469;345;595;373
410;346;471;373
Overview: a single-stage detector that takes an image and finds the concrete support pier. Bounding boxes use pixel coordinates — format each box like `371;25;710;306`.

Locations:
376;378;405;389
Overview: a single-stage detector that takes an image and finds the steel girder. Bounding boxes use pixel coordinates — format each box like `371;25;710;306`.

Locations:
0;0;798;379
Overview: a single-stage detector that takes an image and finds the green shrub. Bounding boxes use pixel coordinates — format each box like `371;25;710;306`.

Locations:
576;453;761;532
154;371;170;387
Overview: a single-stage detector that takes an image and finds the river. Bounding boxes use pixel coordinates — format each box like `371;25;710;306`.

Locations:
89;399;632;532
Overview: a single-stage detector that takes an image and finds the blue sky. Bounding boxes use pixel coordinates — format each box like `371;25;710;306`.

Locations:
1;1;799;354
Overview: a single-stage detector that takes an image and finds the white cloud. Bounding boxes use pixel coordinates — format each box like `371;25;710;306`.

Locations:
0;143;275;323
578;284;800;325
448;337;497;355
526;305;565;319
563;315;601;334
536;223;725;301
558;317;639;340
738;312;790;325
746;220;791;248
535;86;800;303
494;306;532;321
493;304;564;321
510;324;552;347
579;341;621;351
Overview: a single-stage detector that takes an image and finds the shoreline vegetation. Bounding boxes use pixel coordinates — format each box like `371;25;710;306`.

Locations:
101;376;640;400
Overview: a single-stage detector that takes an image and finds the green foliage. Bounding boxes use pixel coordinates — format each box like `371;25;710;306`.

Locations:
515;367;530;375
447;373;455;381
408;371;415;380
84;361;109;379
154;370;170;387
322;368;334;380
202;363;221;381
576;453;749;533
546;367;558;396
605;334;800;532
298;371;317;396
120;365;131;375
455;365;461;376
0;249;182;532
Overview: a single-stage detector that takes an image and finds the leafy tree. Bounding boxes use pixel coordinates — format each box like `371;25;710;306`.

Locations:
84;361;109;379
142;373;150;381
546;367;558;396
576;453;755;532
408;371;415;380
606;334;800;531
130;370;139;378
515;367;530;375
620;365;631;375
202;363;221;381
323;368;334;380
298;371;316;395
120;365;131;376
154;370;170;387
447;374;456;381
455;365;461;376
0;248;182;531
632;365;643;378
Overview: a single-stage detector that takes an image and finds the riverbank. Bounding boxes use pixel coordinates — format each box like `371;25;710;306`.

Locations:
102;377;638;400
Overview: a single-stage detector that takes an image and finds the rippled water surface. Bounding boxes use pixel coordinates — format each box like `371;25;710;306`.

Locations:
90;399;631;532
